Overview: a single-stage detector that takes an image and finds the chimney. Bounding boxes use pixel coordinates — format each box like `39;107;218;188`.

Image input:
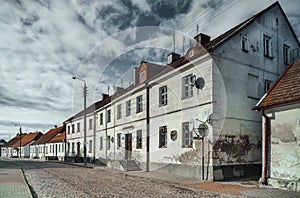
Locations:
133;67;139;85
194;33;210;46
102;94;109;100
54;125;57;128
167;52;181;64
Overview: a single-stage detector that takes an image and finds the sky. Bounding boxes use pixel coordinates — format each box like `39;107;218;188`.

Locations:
0;0;299;141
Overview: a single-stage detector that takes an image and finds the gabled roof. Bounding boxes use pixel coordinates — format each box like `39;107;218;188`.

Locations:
0;139;7;144
254;61;300;110
204;1;299;51
64;95;111;123
32;126;64;145
49;131;66;143
3;135;24;147
168;1;299;68
11;132;43;148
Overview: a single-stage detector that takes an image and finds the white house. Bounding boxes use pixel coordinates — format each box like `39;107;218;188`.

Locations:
253;61;300;192
11;132;43;158
65;2;300;180
30;126;65;159
45;131;66;161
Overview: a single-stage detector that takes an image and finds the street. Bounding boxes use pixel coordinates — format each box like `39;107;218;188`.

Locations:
0;159;217;198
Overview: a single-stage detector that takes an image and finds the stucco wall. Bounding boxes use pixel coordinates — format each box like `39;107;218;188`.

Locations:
266;107;300;191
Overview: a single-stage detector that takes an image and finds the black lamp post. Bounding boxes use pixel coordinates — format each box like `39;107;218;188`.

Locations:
15;125;22;158
73;76;87;165
197;123;208;180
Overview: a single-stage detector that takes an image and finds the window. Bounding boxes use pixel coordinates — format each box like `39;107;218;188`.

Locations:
107;136;111;149
283;44;290;64
117;133;121;148
100;137;103;150
264;80;272;93
62;144;64;152
89;140;92;153
292;48;299;62
182;74;193;98
67;143;70;153
159;86;168;106
140;71;146;83
117;104;122;120
136;130;142;149
100;113;103;125
77;123;80;132
59;144;61;152
241;35;249;52
107;110;111;123
89;119;93;129
71;142;74;153
263;35;273;57
67;126;70;134
182;122;193;147
247;74;258;98
159;126;167;148
136;95;143;113
72;124;75;133
126;100;131;116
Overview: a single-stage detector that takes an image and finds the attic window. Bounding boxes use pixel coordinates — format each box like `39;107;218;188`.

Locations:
263;35;273;58
283;44;290;64
241;36;249;52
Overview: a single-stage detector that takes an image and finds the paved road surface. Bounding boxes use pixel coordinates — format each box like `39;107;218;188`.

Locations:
0;159;217;198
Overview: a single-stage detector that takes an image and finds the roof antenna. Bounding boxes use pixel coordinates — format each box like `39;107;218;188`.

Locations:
196;24;199;35
173;26;176;52
182;36;185;55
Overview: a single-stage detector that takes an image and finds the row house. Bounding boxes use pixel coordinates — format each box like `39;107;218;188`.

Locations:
65;94;111;162
46;131;66;161
8;132;43;158
1;135;22;158
30;125;65;160
0;139;7;157
65;2;299;180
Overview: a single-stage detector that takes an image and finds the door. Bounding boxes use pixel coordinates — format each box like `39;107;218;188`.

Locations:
55;144;58;157
77;142;80;156
125;134;132;160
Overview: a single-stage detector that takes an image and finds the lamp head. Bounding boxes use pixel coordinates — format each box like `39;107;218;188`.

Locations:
72;77;76;80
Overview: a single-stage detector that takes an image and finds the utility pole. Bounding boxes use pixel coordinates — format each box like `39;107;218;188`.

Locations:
73;77;87;166
19;127;22;158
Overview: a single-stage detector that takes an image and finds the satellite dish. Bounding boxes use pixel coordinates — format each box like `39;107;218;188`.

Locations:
188;119;195;132
195;77;205;90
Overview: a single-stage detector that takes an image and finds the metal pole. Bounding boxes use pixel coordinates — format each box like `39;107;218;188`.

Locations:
83;81;87;165
202;137;204;180
19;127;22;158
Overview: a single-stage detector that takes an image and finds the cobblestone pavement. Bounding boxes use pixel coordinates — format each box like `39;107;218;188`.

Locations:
0;159;218;198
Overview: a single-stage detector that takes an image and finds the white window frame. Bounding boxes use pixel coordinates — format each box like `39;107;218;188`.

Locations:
264;80;272;93
182;74;193;98
107;110;111;123
159;126;167;148
136;95;143;113
136;130;142;149
283;44;291;64
100;137;103;150
77;123;80;132
117;104;122;120
182;122;193;147
263;34;273;58
126;100;131;116
159;86;168;106
89;119;93;130
117;133;121;148
99;113;103;125
241;35;249;52
88;140;92;153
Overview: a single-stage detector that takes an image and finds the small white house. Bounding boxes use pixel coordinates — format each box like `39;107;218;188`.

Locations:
45;131;66;161
30;126;65;160
253;61;300;192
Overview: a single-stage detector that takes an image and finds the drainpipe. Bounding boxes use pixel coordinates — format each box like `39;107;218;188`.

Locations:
93;112;96;163
261;108;269;185
146;85;150;172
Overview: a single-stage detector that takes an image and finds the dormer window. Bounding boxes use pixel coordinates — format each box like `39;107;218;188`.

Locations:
241;35;249;52
140;71;146;83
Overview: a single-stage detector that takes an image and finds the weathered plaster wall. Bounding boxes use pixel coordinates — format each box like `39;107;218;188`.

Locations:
267;107;300;191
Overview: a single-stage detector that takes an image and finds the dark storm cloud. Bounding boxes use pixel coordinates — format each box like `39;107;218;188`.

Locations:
148;0;191;19
0;120;53;129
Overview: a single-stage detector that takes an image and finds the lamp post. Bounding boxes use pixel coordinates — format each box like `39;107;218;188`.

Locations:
72;76;87;165
195;119;208;180
15;125;22;158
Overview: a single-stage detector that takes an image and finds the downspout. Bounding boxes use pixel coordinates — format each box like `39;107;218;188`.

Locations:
261;108;269;185
93;112;96;163
146;85;150;172
105;108;108;160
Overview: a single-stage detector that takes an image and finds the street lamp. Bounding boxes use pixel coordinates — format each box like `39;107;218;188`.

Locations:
15;125;22;158
73;76;87;165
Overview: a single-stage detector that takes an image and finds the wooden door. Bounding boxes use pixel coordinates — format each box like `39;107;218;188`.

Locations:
125;134;132;160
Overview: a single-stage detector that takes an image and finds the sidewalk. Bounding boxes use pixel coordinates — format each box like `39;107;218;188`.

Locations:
0;168;32;198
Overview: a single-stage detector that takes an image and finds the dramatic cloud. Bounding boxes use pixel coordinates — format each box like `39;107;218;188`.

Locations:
0;0;299;140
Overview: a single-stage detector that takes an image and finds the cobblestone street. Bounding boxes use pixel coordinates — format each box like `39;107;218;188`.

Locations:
0;159;218;198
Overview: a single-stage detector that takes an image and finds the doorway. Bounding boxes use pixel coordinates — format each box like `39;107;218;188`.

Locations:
77;142;80;156
125;134;132;160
